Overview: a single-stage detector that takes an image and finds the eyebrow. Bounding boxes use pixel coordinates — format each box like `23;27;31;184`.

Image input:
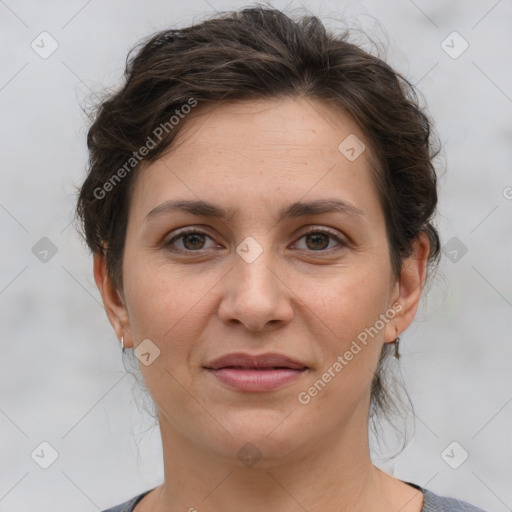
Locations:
145;198;364;223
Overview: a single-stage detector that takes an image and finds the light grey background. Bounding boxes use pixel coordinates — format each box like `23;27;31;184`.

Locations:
1;0;511;510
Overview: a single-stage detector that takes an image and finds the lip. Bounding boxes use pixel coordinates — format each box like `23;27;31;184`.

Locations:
204;352;308;371
203;352;308;392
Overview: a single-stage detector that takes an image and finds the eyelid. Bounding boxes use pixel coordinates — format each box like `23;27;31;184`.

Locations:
291;226;347;251
164;227;219;250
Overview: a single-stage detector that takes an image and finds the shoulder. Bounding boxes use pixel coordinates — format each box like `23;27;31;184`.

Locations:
101;490;152;512
421;487;488;512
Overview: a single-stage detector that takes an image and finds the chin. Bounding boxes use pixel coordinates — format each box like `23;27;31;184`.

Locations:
207;411;310;466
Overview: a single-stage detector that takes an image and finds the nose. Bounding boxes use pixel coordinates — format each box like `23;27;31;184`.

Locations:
217;246;294;333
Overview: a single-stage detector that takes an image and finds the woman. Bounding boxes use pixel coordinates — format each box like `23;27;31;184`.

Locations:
75;5;487;512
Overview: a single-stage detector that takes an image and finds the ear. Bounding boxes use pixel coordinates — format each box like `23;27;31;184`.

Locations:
93;251;133;348
383;232;430;343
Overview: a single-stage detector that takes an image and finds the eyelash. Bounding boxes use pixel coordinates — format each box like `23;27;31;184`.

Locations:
164;227;346;254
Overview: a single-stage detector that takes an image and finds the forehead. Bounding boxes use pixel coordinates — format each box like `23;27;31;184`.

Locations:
170;96;368;160
129;96;381;223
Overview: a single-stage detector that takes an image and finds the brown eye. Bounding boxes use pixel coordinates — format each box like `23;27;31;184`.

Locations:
165;229;217;252
182;232;206;250
293;228;345;253
305;232;330;250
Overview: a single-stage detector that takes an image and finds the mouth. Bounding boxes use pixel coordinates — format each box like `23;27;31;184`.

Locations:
204;352;307;370
203;352;308;392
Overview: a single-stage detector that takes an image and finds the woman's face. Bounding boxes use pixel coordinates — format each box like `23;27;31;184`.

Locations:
96;97;425;464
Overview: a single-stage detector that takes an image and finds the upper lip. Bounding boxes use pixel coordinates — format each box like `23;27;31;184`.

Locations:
204;352;308;370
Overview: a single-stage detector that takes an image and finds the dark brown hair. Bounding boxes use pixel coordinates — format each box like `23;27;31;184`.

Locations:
75;4;441;441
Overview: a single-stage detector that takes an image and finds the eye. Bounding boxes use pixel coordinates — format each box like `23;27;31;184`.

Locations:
164;228;219;251
164;227;346;253
293;228;346;252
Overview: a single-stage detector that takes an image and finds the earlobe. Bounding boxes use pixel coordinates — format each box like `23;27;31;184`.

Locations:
384;233;430;342
93;252;132;348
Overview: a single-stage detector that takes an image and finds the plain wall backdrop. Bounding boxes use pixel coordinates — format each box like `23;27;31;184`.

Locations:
1;0;511;510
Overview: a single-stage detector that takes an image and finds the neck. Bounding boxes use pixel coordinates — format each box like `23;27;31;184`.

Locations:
142;404;399;512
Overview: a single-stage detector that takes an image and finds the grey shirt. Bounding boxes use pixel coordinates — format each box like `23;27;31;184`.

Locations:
101;481;488;512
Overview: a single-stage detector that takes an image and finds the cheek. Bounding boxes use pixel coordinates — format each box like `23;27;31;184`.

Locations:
305;267;390;392
299;288;386;419
314;266;390;336
122;266;212;404
123;257;219;355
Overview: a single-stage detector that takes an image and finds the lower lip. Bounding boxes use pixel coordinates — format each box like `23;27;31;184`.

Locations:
206;368;306;391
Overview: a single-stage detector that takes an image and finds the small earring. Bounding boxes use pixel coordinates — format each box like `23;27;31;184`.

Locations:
121;336;125;353
393;336;401;360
